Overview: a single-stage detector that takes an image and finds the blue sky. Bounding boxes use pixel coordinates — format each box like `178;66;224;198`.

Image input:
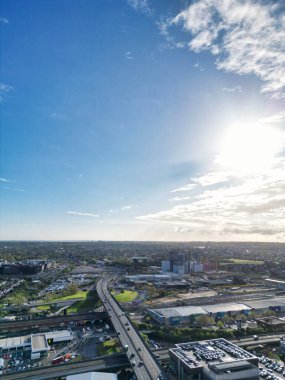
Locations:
1;0;285;241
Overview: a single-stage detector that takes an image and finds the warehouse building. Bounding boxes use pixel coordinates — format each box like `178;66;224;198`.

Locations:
169;338;259;380
31;334;49;360
148;302;251;325
202;303;251;318
148;296;285;325
148;306;207;325
244;296;285;313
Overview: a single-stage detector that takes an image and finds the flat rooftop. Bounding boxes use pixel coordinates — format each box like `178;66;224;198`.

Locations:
45;330;73;340
31;334;49;352
244;296;285;309
170;338;257;373
149;306;207;318
201;302;251;314
0;335;30;350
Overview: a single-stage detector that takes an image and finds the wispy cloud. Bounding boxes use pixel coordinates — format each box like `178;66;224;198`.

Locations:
168;0;285;98
169;196;192;202
138;113;285;241
66;211;100;217
121;204;134;210
0;17;9;24
125;51;134;60
193;62;204;72
0;83;13;103
1;186;24;192
222;86;242;93
127;0;153;16
171;183;196;193
0;178;10;183
109;204;137;213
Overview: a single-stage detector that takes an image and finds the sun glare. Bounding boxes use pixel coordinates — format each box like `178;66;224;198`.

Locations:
215;122;284;175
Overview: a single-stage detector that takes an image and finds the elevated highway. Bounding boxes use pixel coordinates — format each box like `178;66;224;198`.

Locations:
0;312;107;331
97;278;165;380
0;353;129;380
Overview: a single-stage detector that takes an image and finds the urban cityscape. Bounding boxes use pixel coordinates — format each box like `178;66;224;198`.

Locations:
1;0;285;379
0;241;284;379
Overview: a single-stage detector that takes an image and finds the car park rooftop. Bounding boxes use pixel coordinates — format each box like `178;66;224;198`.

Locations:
170;338;258;374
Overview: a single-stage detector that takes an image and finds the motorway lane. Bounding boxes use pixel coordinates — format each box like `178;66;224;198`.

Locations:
97;280;152;379
0;356;129;380
97;278;163;380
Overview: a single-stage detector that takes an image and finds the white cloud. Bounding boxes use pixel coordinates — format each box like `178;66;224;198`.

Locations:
109;209;119;214
171;183;197;193
0;83;13;103
121;204;136;210
170;0;285;98
192;171;231;186
0;17;9;24
138;114;285;241
0;178;10;183
169;196;192;202
193;62;205;72
125;51;134;60
108;204;137;213
127;0;153;15
259;111;285;125
66;211;99;217
222;86;242;93
1;186;24;192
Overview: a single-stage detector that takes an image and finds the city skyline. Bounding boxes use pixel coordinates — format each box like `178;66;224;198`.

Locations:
1;0;285;242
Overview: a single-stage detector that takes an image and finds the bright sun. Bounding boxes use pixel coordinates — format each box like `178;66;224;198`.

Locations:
215;122;284;176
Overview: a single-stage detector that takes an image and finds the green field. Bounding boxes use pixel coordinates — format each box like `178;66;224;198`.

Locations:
51;290;87;302
112;290;138;303
37;305;50;311
97;338;121;355
221;259;264;265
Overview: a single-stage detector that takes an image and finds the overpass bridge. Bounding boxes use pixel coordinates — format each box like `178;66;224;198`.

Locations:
0;353;129;380
0;312;108;332
97;278;166;380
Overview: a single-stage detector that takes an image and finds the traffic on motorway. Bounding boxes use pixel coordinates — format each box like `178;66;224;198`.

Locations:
97;278;165;380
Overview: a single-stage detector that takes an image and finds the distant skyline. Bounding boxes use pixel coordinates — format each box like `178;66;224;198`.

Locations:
1;0;285;242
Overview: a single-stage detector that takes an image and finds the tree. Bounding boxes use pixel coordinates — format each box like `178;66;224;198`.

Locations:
217;320;224;329
64;283;79;296
196;315;215;327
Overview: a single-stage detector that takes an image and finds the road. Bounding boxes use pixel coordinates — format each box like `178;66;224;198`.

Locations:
0;354;129;380
97;278;164;380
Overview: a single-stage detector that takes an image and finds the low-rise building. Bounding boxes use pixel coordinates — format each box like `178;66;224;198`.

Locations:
0;330;73;359
148;306;207;325
31;334;49;359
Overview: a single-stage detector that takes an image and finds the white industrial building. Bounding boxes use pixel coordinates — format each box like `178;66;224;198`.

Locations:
0;330;73;359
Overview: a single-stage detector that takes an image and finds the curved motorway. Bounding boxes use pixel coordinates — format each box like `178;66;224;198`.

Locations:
97;278;164;380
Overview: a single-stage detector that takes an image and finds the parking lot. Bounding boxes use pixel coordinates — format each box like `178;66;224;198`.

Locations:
259;355;285;379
